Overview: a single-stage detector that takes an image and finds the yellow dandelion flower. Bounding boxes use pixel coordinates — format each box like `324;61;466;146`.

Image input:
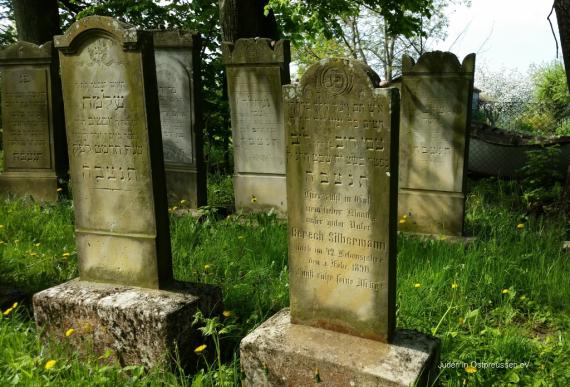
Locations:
44;360;57;370
516;223;525;230
451;282;459;289
399;219;406;224
414;283;421;288
194;344;207;354
501;289;509;294
403;215;408;219
180;199;187;205
251;195;257;204
56;188;63;192
3;307;13;316
65;328;75;337
62;252;71;257
204;264;211;270
223;310;233;317
465;365;477;374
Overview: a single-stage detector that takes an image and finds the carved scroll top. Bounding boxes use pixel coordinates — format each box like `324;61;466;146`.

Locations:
152;30;200;48
0;41;53;62
222;38;290;65
402;51;475;75
295;58;381;97
54;16;141;54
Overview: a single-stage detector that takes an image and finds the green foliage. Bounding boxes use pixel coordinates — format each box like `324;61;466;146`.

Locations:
268;0;434;43
533;62;570;123
510;61;570;135
518;145;562;209
1;178;570;385
207;173;234;209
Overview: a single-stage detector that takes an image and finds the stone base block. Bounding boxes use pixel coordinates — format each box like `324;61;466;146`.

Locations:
398;189;465;236
165;166;206;208
33;279;222;370
399;231;476;246
234;174;286;217
0;172;59;202
241;309;440;387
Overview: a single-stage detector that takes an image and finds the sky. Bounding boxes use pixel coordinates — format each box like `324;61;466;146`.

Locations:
433;0;560;73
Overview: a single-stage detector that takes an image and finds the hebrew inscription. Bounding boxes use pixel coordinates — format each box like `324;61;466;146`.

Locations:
156;53;193;165
2;68;51;170
61;35;155;235
228;66;285;173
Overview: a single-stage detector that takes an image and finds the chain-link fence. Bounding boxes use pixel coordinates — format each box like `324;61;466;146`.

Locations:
476;101;570;135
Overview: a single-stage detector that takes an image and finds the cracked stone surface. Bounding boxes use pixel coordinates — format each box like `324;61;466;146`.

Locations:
240;309;440;387
33;279;222;369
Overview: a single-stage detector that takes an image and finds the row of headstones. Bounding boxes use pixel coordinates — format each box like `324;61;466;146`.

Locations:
0;24;204;208
2;15;474;385
0;25;474;241
227;39;474;238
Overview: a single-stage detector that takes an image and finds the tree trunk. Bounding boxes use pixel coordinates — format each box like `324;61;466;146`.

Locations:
218;0;278;42
12;0;60;45
555;0;570;93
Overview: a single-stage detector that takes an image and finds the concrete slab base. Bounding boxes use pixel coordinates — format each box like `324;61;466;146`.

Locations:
399;231;476;246
33;279;222;370
240;309;440;387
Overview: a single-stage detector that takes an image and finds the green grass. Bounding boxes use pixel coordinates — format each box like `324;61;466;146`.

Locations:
0;177;569;386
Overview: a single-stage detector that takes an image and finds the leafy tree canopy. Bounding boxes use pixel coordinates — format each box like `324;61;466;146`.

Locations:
268;0;435;43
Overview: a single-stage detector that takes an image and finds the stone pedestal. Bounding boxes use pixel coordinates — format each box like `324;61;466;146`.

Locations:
33;279;222;369
0;171;58;202
233;174;287;216
241;309;440;387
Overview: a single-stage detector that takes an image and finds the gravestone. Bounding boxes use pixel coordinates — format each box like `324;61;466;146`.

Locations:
398;51;475;237
0;41;68;201
32;16;220;370
154;30;205;207
223;38;290;215
240;58;439;386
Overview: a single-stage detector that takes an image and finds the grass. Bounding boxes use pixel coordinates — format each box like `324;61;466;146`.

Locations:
0;177;569;386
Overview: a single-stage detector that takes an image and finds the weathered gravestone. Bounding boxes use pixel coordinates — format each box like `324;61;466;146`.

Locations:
154;30;205;207
398;51;475;237
223;38;290;215
0;41;68;201
32;16;220;370
240;59;440;386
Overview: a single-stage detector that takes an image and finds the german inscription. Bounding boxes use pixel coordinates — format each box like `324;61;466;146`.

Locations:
285;59;398;342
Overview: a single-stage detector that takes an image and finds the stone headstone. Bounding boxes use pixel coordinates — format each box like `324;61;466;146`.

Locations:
223;38;290;215
153;30;206;207
240;58;440;386
54;16;171;289
0;41;68;201
398;51;475;237
33;17;221;371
